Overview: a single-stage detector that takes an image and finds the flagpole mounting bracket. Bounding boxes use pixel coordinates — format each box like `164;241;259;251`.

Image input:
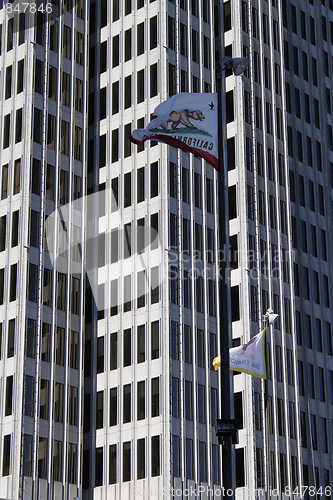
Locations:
215;419;239;445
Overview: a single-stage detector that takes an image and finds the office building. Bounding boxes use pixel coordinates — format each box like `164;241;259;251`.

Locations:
226;0;333;496
0;2;87;499
84;0;221;498
0;0;332;499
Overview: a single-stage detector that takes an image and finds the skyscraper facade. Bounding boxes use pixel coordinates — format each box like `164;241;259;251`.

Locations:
226;0;333;496
0;2;87;499
84;0;221;498
0;0;332;500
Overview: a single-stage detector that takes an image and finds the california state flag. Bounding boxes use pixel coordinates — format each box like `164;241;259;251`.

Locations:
130;93;218;170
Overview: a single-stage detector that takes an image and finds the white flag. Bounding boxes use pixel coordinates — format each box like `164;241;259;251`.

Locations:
130;93;218;170
229;330;267;379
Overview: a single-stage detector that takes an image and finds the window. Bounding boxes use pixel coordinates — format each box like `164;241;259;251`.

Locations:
54;382;63;423
136;167;145;203
49;18;58;52
326;322;332;355
277;399;285;436
275;345;282;382
150;16;157;49
76;31;83;65
150;161;159;198
170;267;178;304
62;72;70;106
74;126;82;160
5;376;13;416
67;443;77;484
321;417;328;453
1;164;9;199
137;439;146;479
3;114;10;148
110;387;117;426
95;448;103;487
7;18;13;51
198;384;206;423
28;264;38;302
5;65;12;99
0;216;6;252
123;384;131;423
109;445;117;484
170;213;177;250
323;275;330;308
124;172;131;208
55;327;64;366
171;320;179;360
124;29;132;61
310;414;317;450
47;114;56;150
9;263;17;302
318;366;325;401
137;381;145;420
22;435;32;477
186;438;194;479
255;96;261;129
19;13;25;45
123;328;131;366
137;222;144;258
124;223;131;260
226;91;234;123
172;436;180;477
151;266;159;304
63;25;71;58
112;35;119;68
56;273;66;311
100;41;107;73
191;29;199;63
308;364;315;399
168;16;175;50
95;391;103;429
137;325;145;363
196;276;204;313
229;185;237;219
172;377;179;417
287;402;296;442
151;321;159;359
2;435;11;476
194;172;202;208
259;191;265;225
151;436;160;477
137;22;145;56
39;379;49;420
110;332;117;370
199;441;207;482
318;185;325;215
185;380;193;420
68;386;78;426
151;377;159;417
60;121;69;156
97;336;104;373
197;329;205;367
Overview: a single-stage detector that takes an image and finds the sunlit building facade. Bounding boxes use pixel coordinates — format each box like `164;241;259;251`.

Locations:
0;2;87;499
1;0;333;499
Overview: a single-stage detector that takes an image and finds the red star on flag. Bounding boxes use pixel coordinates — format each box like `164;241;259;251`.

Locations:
209;102;215;110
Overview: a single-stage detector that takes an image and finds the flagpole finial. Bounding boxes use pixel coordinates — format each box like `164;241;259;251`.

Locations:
222;56;249;76
264;309;279;326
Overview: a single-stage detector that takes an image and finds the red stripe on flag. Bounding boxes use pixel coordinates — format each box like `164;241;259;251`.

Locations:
129;134;218;171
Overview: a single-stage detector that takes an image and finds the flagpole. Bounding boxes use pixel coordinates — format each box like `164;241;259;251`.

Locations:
216;65;234;497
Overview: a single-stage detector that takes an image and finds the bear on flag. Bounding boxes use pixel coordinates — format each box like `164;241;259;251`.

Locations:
130;93;219;170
